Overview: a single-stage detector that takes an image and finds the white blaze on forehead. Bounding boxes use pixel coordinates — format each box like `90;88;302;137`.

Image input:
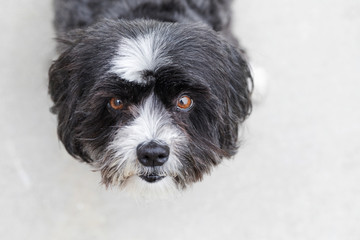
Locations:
110;32;170;83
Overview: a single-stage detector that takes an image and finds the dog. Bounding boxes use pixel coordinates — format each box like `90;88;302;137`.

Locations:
49;0;253;198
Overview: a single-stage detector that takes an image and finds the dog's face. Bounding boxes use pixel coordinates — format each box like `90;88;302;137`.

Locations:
49;20;252;198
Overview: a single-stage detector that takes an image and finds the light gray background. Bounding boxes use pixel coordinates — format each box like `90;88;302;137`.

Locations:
1;0;359;239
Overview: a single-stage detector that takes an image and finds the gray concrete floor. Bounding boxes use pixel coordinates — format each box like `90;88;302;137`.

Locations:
1;0;360;239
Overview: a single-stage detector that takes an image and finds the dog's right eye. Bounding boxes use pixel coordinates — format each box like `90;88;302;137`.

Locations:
108;97;124;110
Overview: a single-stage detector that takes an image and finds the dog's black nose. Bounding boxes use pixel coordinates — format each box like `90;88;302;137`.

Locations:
137;141;170;167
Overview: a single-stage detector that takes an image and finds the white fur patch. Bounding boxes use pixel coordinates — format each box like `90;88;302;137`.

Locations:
110;33;171;83
123;176;180;201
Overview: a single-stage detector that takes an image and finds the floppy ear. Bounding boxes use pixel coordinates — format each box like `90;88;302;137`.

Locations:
55;29;85;53
228;45;253;122
48;34;90;162
218;44;253;156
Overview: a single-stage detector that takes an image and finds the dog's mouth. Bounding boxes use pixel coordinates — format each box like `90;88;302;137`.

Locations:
139;173;166;183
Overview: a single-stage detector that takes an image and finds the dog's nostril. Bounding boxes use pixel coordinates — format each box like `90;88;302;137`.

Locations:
136;141;170;167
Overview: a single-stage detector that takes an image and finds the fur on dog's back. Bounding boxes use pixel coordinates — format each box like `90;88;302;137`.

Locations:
53;0;233;37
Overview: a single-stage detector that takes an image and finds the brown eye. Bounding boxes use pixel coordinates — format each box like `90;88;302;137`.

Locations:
109;97;124;110
177;95;193;111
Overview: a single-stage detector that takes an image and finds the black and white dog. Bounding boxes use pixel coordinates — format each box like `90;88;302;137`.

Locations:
49;0;253;198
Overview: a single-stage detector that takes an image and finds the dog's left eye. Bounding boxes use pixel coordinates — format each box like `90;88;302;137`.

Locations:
177;95;193;111
108;97;124;110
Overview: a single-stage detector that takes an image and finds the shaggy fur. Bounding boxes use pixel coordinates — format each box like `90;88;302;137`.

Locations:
49;0;252;197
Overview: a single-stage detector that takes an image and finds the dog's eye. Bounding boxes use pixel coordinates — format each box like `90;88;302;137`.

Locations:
177;95;193;111
108;97;124;110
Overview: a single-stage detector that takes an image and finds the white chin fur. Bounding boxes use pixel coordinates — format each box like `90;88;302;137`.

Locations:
121;175;181;201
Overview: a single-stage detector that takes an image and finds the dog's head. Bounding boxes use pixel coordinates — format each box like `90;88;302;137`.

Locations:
49;20;252;198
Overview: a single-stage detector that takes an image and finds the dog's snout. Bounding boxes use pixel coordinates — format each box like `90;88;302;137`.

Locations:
137;141;170;167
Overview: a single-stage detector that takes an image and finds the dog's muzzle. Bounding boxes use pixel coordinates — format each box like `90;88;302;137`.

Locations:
137;141;170;183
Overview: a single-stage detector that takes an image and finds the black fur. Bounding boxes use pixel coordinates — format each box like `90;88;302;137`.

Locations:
49;0;252;192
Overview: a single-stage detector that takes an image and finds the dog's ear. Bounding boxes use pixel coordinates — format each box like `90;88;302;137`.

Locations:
227;45;253;122
55;29;86;53
218;44;253;156
49;34;89;162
